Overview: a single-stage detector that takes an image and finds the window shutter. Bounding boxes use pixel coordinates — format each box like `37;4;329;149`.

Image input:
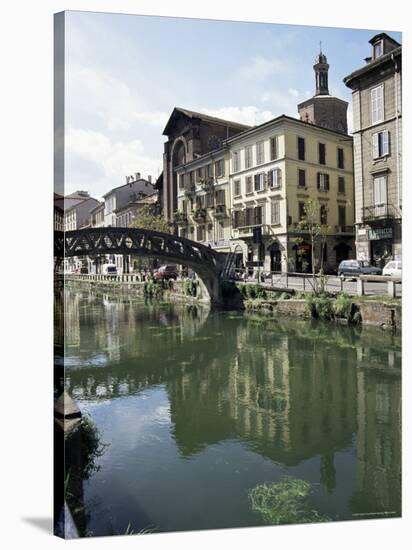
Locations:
372;132;379;159
326;174;330;190
254;174;259;191
383;130;390;156
317;172;320;189
277;169;282;188
268;170;273;187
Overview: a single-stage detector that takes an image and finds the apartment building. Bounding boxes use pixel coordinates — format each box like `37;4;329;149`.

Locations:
344;33;402;266
174;49;355;274
175;148;232;253
227;115;355;273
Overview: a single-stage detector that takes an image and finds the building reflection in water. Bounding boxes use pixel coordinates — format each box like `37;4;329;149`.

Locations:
61;289;401;525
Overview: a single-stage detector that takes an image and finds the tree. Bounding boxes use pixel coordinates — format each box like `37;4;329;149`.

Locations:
295;198;329;294
129;204;171;233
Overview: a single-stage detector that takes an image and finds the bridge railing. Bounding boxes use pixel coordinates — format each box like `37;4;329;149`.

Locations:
63;273;147;284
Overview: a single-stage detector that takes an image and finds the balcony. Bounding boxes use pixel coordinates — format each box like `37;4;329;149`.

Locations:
335;225;355;235
233;224;271;238
173;211;187;225
192;207;207;222
199;177;214;191
362;203;399;222
184;182;196;196
214;204;228;218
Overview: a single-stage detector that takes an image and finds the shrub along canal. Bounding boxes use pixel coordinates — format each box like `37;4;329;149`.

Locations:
55;287;401;536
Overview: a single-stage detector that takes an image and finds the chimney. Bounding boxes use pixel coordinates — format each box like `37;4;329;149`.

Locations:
135;172;141;180
364;56;372;64
147;175;152;183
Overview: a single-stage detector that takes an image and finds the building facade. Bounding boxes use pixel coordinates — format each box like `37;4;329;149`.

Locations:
173;51;355;274
103;174;156;227
175;149;232;254
227;115;355;273
162;108;250;222
344;33;402;266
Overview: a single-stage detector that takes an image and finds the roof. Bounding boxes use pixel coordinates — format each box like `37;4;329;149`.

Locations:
102;178;155;198
225;114;352;145
114;192;158;213
368;32;401;47
162;107;251;136
89;201;104;214
343;45;401;88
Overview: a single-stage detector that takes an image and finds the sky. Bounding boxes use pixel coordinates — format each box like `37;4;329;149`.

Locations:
63;11;401;200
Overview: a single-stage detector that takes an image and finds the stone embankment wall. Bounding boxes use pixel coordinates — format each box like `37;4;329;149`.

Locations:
358;301;401;329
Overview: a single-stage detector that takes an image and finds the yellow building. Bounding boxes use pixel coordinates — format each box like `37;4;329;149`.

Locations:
228;114;355;273
174;49;355;273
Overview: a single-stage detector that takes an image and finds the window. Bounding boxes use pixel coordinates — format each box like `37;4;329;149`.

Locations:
245;145;253;168
245;207;254;226
268;168;282;189
215;159;225;178
254;173;265;192
179;174;185;189
298;202;306;221
371;85;384;124
217;222;224;240
337;148;345;169
196;225;205;241
338;205;346;226
207;224;213;241
256;141;265;164
206;164;213;178
205;193;214;208
254;206;263;225
298;169;306;188
317;172;330;191
233;151;240;172
373;40;383;59
215;189;225;205
373;175;387;206
373;130;390;158
318;143;326;165
338;176;345;193
297;137;305;161
270;136;278;160
233;210;244;228
245;176;253;194
197;166;204;180
320;204;328;225
234;179;241;197
271;201;280;225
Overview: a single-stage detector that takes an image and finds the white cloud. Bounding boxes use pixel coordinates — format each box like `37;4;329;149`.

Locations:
237;55;286;81
202;106;276;127
260;88;304;117
66;127;163;198
67;64;169;131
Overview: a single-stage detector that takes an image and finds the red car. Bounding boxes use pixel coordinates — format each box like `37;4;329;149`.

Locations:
153;265;178;281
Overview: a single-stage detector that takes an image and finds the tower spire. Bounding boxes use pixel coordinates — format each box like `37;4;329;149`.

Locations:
314;45;329;95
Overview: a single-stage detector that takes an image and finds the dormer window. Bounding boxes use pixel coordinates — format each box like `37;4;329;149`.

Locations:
373;40;383;60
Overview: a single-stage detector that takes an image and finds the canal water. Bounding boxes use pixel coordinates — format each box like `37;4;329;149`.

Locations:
55;288;401;536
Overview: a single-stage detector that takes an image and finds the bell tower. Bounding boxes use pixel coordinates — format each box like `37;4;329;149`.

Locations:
297;45;348;134
314;44;330;95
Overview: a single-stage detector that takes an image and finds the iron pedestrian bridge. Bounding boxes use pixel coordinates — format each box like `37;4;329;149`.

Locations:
54;227;236;306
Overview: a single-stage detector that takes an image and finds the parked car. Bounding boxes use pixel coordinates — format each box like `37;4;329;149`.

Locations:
382;260;402;279
338;260;381;280
153;265;178;281
102;263;118;276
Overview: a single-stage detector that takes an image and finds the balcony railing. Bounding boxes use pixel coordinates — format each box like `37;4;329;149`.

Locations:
184;182;196;196
335;225;355;234
362;203;399;221
214;204;228;217
233;224;271;237
173;211;187;225
192;208;207;222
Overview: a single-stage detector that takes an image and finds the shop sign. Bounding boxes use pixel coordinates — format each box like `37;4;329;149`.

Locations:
369;227;393;240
